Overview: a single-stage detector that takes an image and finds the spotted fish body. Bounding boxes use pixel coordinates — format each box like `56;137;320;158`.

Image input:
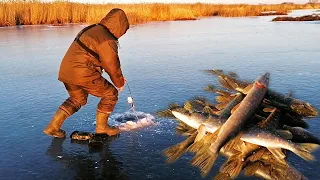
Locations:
171;110;224;132
209;72;269;154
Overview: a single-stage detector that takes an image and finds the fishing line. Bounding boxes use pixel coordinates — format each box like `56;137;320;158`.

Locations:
126;81;139;121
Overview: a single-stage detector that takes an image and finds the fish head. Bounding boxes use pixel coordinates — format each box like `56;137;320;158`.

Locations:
290;100;319;117
171;109;204;129
171;108;192;121
255;72;270;89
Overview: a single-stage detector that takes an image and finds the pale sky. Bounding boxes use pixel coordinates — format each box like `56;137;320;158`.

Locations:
67;0;308;4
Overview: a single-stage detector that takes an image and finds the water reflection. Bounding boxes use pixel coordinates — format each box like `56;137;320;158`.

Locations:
46;137;128;180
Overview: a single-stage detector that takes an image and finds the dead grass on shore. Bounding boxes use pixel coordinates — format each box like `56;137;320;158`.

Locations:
1;1;319;27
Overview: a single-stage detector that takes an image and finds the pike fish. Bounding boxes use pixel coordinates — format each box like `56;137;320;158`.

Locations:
190;72;270;177
241;126;319;161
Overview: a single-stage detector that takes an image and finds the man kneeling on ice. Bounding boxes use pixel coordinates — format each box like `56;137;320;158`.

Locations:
44;8;130;138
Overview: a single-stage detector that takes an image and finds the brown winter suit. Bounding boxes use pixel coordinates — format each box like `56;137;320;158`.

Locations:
58;9;129;115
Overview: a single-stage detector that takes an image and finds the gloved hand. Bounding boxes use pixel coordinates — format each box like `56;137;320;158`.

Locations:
117;77;126;92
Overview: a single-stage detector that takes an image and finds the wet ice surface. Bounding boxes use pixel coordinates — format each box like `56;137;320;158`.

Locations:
92;111;157;132
1;9;320;180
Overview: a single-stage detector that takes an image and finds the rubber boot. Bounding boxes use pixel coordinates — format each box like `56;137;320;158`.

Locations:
96;112;120;136
43;108;69;138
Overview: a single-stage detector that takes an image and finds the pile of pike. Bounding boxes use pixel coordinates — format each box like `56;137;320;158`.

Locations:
157;70;319;180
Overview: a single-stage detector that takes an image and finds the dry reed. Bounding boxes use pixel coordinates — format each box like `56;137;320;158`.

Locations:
1;0;319;27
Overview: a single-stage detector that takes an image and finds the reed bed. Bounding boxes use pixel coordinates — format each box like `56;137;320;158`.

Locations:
1;0;320;27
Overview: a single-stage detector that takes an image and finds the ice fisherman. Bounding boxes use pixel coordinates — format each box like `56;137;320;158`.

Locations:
44;8;130;138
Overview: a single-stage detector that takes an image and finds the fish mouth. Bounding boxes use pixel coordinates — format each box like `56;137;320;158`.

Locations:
262;72;270;78
255;81;266;89
307;109;319;117
290;102;319;117
303;106;319;117
305;103;319;117
256;72;270;88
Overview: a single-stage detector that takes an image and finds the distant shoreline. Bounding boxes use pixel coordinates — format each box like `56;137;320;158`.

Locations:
1;1;319;27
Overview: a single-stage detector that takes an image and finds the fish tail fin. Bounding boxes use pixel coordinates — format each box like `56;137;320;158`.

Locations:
162;133;197;163
300;143;320;152
247;148;266;162
292;148;315;161
162;143;186;163
190;150;218;177
292;143;320;161
187;125;206;153
162;144;184;163
213;172;232;180
220;151;244;178
188;129;219;153
190;130;220;177
267;148;286;159
187;140;204;153
243;161;263;176
223;134;242;152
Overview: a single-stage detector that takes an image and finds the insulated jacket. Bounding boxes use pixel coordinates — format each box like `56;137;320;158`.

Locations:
58;8;129;88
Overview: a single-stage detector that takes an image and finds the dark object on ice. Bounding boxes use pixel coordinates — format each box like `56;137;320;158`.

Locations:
272;15;320;21
70;131;110;149
69;131;115;150
70;130;94;141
